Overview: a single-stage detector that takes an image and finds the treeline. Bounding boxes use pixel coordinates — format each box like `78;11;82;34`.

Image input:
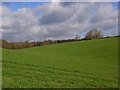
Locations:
0;29;118;49
0;36;118;50
0;39;79;49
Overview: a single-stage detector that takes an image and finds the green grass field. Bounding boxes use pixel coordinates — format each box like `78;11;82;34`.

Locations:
2;37;118;88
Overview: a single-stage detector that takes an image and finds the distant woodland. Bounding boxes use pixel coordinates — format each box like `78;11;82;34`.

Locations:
0;29;118;49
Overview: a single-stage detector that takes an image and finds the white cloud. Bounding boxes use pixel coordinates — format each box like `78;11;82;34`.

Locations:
2;2;118;41
90;3;118;23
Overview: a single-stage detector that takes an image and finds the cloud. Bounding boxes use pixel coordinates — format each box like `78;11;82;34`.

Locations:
39;10;73;25
1;2;118;42
90;3;118;23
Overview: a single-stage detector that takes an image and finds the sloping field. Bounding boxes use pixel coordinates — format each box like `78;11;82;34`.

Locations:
2;37;118;88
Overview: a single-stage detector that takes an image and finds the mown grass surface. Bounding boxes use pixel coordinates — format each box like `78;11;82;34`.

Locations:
2;37;118;88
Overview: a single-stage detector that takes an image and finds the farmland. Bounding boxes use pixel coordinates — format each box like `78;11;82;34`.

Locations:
2;37;118;88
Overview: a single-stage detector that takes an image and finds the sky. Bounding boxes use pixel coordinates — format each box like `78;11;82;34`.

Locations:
0;1;118;42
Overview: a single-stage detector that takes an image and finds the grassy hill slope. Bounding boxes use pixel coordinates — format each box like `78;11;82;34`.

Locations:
2;37;118;88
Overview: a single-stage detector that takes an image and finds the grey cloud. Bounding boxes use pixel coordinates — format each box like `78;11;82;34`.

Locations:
1;2;118;42
39;10;72;25
60;2;80;7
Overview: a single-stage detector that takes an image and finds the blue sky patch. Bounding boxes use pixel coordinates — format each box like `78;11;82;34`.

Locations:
2;2;46;11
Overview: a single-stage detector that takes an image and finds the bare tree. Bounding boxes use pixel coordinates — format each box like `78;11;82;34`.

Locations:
75;35;80;40
85;29;103;40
